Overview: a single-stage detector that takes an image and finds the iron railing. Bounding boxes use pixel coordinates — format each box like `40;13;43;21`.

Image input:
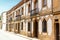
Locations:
30;8;39;16
15;15;21;21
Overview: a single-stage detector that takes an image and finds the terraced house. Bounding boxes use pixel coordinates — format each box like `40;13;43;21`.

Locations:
6;0;60;40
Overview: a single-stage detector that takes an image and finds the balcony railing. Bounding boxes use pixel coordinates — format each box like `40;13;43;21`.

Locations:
8;18;12;22
30;8;39;16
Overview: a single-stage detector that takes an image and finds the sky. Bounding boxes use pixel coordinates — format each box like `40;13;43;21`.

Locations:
0;0;21;15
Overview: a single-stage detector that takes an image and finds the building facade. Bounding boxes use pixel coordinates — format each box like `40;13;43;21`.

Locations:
0;20;2;29
1;12;7;31
6;0;60;40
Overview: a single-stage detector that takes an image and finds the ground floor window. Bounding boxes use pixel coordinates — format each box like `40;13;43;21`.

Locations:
17;23;20;33
16;23;17;30
28;22;31;31
6;24;8;31
21;22;23;30
42;19;47;32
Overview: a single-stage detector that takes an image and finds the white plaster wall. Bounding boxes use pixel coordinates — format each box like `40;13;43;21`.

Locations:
20;22;21;30
38;0;42;11
14;12;16;20
31;21;33;33
39;20;42;34
2;12;6;31
26;21;28;32
25;1;30;16
2;24;6;30
26;4;28;16
23;21;25;31
47;18;52;35
2;13;6;23
47;0;52;9
24;3;26;16
32;0;34;10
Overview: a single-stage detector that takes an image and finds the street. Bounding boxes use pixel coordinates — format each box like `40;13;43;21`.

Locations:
0;30;38;40
0;30;31;40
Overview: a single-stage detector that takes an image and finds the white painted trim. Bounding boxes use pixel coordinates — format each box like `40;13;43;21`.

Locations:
39;20;42;34
47;18;52;35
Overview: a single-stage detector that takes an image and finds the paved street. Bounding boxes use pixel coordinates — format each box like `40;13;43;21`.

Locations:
0;30;38;40
0;30;31;40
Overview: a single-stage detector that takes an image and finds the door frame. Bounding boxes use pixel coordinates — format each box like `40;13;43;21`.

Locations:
33;19;38;38
54;19;59;40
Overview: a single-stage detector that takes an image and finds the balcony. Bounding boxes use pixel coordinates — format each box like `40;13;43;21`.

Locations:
8;18;12;22
30;8;39;16
15;15;21;21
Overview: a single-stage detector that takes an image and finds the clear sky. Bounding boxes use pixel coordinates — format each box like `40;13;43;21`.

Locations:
0;0;21;15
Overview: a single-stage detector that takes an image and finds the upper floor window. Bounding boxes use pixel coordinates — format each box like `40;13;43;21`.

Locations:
21;7;23;15
16;10;20;15
10;17;12;21
42;19;47;32
16;11;18;17
18;9;20;15
28;3;31;12
34;0;38;9
42;0;47;7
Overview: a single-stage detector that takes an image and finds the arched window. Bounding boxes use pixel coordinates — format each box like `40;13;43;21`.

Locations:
42;19;47;32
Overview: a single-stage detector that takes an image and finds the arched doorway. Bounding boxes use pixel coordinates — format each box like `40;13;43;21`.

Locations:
42;19;47;32
33;19;38;38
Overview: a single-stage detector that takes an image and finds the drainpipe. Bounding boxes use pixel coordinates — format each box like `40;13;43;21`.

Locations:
30;0;32;37
52;0;53;15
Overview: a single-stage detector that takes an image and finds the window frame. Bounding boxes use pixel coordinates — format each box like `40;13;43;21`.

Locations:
34;0;38;9
28;22;31;31
42;0;47;7
42;19;47;33
21;7;23;15
28;3;31;13
21;22;23;30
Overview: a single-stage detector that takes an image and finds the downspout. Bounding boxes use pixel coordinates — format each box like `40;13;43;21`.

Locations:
52;0;53;15
30;0;32;37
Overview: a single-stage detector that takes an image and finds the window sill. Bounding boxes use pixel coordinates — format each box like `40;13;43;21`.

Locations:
42;6;47;10
42;32;48;35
